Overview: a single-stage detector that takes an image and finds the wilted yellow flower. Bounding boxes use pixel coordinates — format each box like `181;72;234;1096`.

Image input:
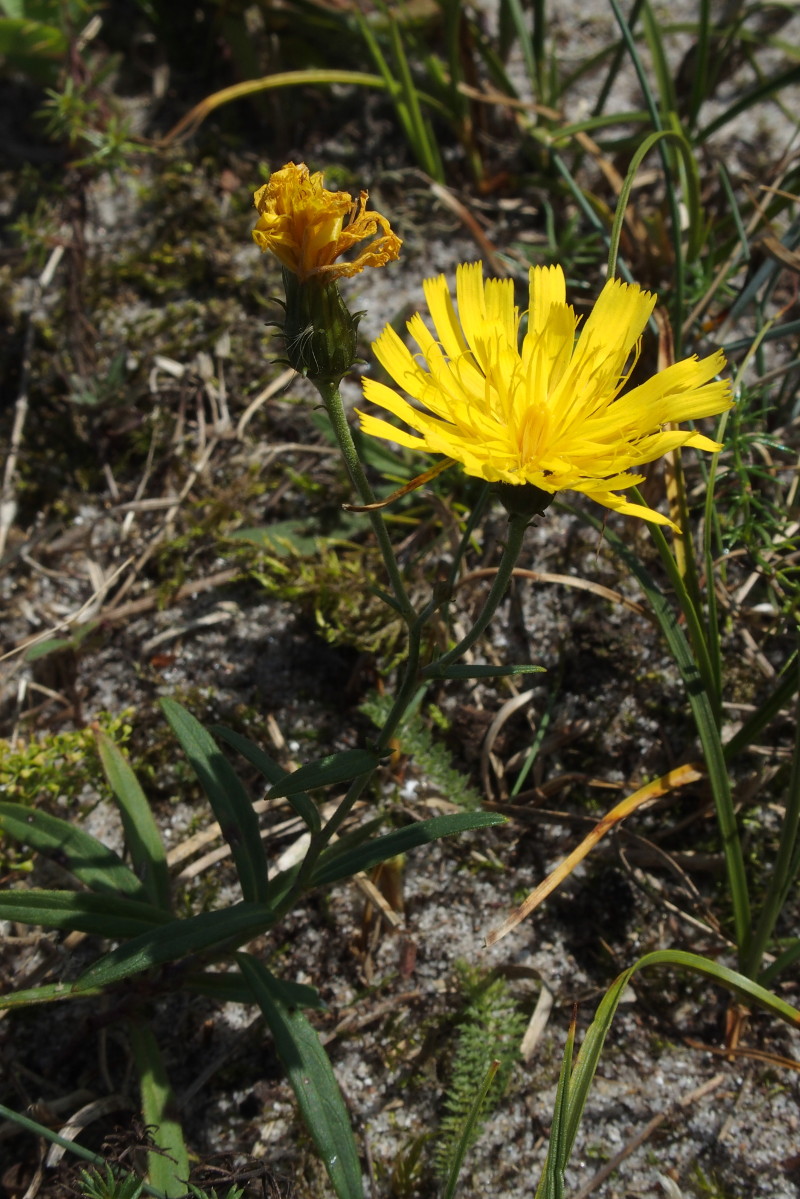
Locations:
358;263;733;527
252;162;401;282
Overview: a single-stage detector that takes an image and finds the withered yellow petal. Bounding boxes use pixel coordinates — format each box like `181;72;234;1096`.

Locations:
252;162;401;281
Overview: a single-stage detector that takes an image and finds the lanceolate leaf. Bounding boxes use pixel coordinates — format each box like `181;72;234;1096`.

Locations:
161;699;269;903
212;725;321;833
72;901;275;991
238;954;364;1199
311;813;506;887
95;730;171;911
0;802;149;901
186;969;325;1010
0;889;172;939
265;748;380;800
129;1023;190;1197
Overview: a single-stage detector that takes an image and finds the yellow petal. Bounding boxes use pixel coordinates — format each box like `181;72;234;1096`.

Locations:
358;260;731;526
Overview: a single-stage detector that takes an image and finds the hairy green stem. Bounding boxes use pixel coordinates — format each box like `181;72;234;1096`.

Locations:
745;651;800;980
276;603;430;909
316;381;416;624
636;487;721;721
280;508;529;910
422;510;530;677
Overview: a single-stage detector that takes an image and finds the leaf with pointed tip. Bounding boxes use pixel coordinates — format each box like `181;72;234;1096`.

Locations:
0;889;172;939
161;700;269;903
72;901;275;991
0;802;148;901
312;813;505;887
266;749;379;800
95;731;171;911
212;725;320;833
238;954;363;1199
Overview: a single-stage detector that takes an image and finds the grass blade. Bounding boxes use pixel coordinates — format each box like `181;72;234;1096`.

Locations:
686;0;712;125
538;949;800;1191
698;62;800;141
607;0;686;344
574;502;752;963
238;954;364;1199
386;13;444;181
745;659;800;979
536;1012;575;1199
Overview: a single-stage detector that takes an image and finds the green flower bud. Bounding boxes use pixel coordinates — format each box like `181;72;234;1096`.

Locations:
493;481;553;523
282;267;361;386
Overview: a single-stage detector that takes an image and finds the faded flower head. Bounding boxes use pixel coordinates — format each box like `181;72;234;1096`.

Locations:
252;161;401;283
358;262;733;527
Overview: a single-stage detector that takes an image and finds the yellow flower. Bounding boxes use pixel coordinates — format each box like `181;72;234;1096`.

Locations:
358;262;733;527
252;162;401;282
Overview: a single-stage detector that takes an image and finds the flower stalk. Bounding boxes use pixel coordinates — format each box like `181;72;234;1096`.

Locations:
314;380;416;624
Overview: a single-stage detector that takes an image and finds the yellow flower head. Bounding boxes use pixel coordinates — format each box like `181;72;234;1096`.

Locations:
357;263;733;527
252;162;402;282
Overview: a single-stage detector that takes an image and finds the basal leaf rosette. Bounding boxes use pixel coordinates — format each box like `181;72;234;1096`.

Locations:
357;263;733;528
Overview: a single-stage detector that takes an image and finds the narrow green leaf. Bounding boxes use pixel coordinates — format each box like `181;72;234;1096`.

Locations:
238;955;364;1199
501;0;538;93
0;1102;169;1198
698;62;800;141
25;636;76;661
185;970;326;1010
569;502;752;964
538;1018;574;1199
95;731;171;911
0;1103;105;1170
0;802;149;901
641;0;676;113
761;940;800;987
129;1023;190;1197
73;901;275;991
0;980;105;1011
212;725;321;833
428;664;545;680
265;748;380;800
0;889;172;939
312;813;506;887
555;950;800;1187
386;15;444;181
161;699;269;903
